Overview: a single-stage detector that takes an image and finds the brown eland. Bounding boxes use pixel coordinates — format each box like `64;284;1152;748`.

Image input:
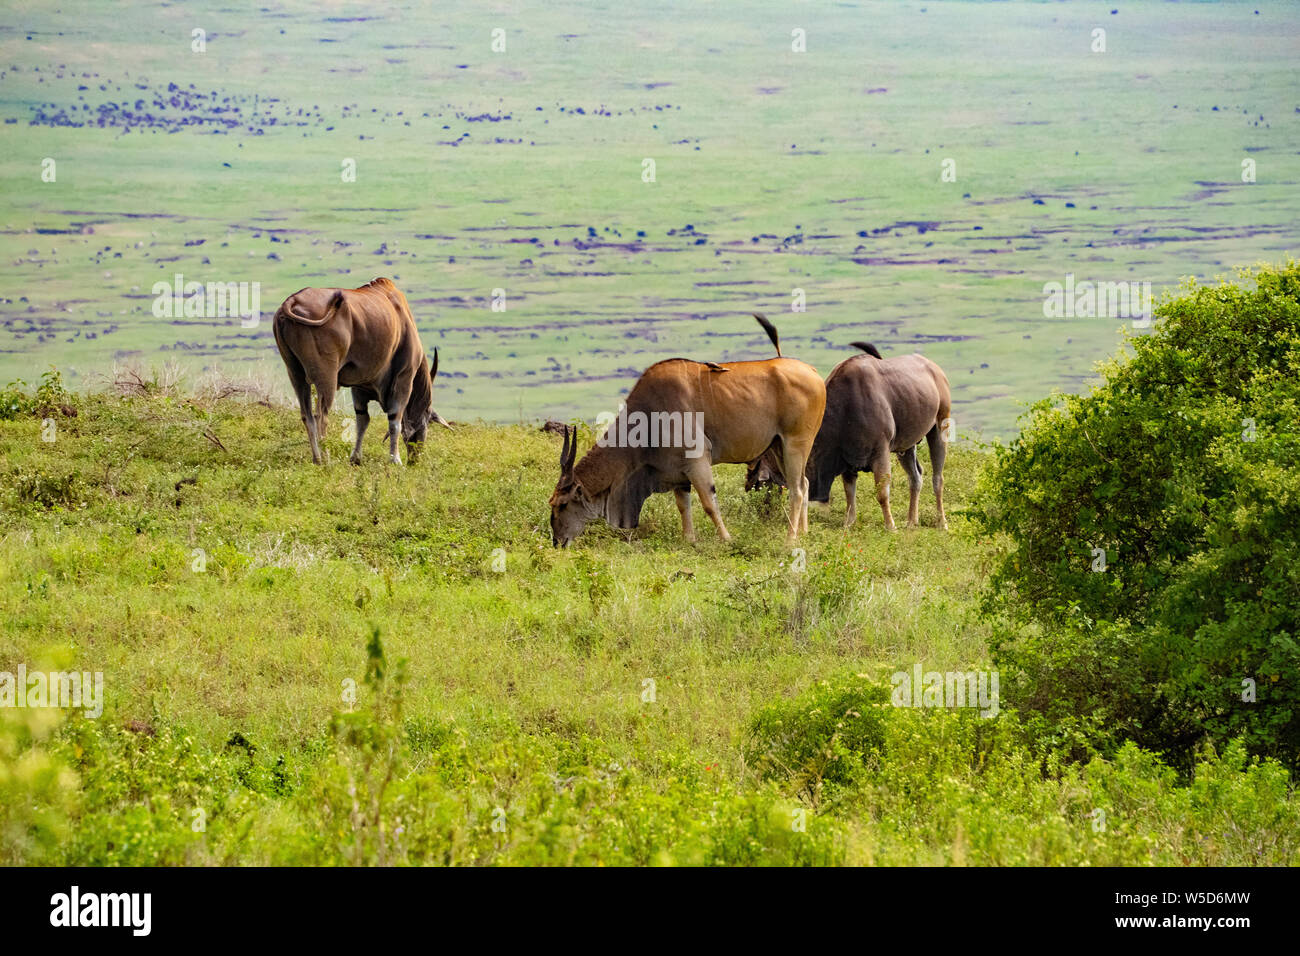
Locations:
549;314;825;546
273;277;450;465
806;341;952;530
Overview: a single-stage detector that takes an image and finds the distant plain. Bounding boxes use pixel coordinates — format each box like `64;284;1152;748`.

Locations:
1;0;1296;436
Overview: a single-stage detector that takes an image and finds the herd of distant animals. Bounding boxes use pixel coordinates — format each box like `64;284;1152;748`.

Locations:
272;278;952;547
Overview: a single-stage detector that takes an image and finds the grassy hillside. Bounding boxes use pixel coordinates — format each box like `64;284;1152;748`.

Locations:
2;382;1296;865
2;0;1298;436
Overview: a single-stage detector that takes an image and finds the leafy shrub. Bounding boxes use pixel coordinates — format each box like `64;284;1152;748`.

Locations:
970;261;1300;767
745;670;890;805
803;540;870;615
0;367;74;421
14;469;82;510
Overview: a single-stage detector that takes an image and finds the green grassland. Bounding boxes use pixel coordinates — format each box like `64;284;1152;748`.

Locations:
1;0;1297;436
2;388;1298;865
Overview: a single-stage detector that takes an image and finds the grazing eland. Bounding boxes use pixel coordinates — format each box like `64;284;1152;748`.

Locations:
549;314;825;546
806;342;951;530
273;278;449;465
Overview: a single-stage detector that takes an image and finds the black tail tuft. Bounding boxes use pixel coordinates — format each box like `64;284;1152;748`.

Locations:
752;312;781;357
851;341;883;359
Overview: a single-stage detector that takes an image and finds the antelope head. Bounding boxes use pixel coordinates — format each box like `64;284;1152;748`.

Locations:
549;425;601;547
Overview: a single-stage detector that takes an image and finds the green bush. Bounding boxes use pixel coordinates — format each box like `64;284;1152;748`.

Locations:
745;670;890;806
0;367;73;421
7;666;1298;865
970;261;1300;768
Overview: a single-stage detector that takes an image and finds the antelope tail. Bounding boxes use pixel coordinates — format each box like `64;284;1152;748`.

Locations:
429;347;452;428
752;312;781;357
280;290;344;326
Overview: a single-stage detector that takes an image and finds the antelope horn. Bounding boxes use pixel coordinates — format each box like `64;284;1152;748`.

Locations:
564;426;579;476
564;425;578;473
